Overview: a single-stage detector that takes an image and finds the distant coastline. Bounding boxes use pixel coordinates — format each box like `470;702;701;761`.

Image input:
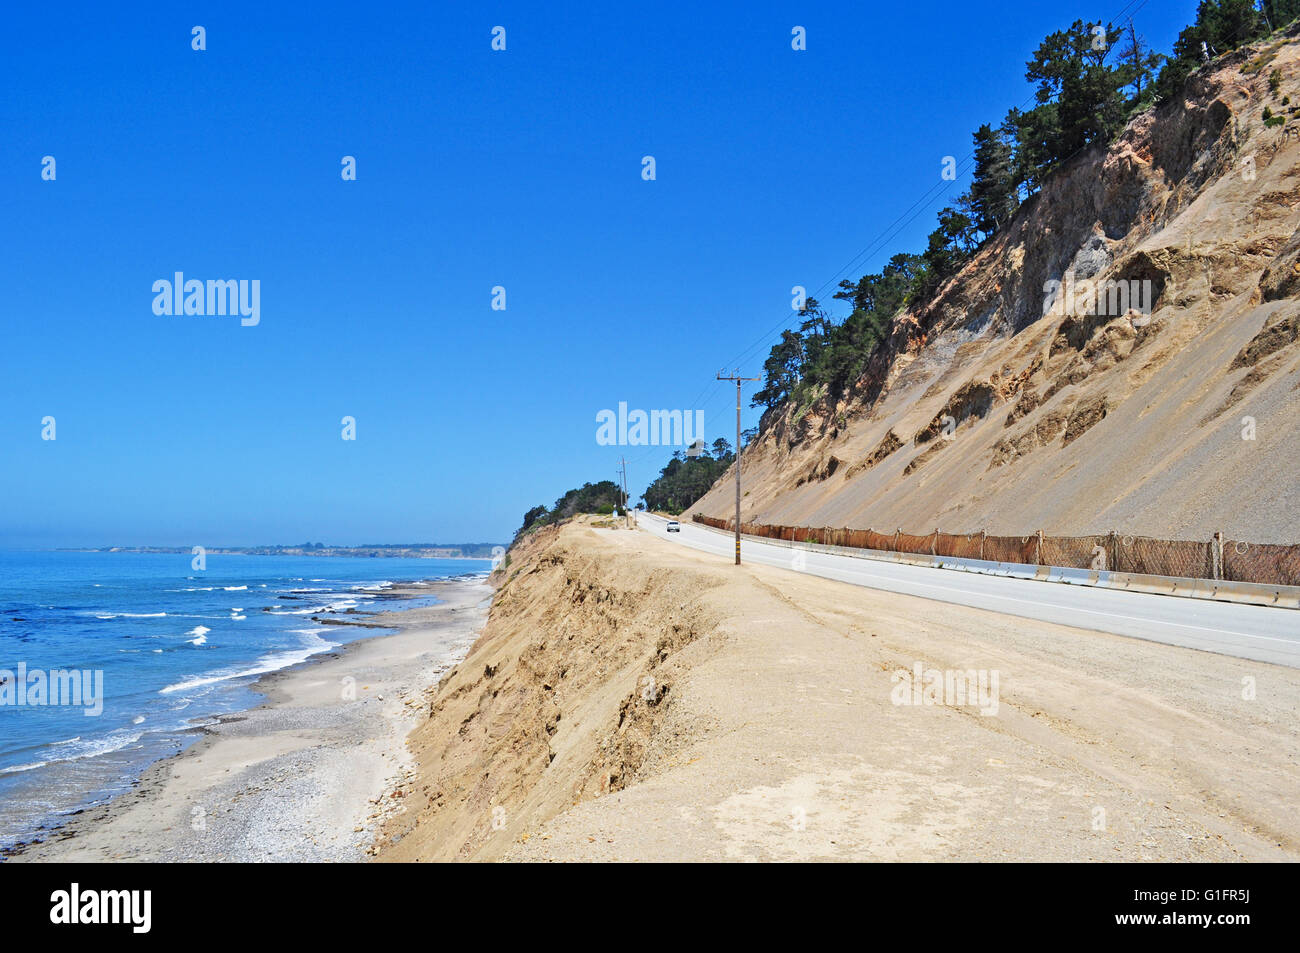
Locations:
56;544;503;559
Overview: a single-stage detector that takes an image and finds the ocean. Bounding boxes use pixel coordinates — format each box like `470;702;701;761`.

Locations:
0;550;490;850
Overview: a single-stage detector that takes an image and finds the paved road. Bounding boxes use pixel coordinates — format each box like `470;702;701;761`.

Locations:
636;513;1300;668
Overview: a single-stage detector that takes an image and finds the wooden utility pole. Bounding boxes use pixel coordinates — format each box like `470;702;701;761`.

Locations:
616;457;632;528
717;370;758;565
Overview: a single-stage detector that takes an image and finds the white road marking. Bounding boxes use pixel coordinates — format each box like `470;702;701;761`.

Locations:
634;514;1299;665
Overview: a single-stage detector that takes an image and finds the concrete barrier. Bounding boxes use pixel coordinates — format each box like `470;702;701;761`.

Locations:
688;520;1300;610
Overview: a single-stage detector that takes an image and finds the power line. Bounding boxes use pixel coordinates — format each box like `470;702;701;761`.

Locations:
716;370;760;565
650;8;1157;433
717;0;1157;375
629;0;1180;485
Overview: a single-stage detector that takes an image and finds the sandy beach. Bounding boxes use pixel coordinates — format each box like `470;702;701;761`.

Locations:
4;577;492;863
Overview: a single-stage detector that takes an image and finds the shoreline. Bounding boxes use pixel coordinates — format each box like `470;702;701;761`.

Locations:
3;575;493;862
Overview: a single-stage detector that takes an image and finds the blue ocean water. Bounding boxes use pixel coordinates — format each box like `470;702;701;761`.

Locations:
0;550;489;849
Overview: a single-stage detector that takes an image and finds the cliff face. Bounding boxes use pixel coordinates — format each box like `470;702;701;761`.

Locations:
376;519;723;860
691;31;1300;542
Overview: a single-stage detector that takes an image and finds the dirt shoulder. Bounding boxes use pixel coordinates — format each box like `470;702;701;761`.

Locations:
377;519;1300;862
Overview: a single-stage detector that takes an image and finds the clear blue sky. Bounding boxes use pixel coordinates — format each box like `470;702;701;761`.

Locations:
0;0;1196;547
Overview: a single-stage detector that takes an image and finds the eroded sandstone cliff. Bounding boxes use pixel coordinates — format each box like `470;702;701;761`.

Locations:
691;30;1300;542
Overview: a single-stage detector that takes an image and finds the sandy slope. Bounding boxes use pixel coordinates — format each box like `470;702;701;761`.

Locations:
688;31;1300;543
377;520;1299;862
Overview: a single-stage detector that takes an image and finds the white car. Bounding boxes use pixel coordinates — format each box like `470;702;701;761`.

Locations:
666;521;681;533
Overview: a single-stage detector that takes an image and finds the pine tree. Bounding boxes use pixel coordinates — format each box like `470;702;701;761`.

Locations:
965;123;1019;237
1003;104;1056;195
751;5;1286;426
753;329;805;411
913;208;976;304
1025;20;1127;162
1263;0;1300;29
1201;0;1265;48
1116;19;1164;107
1154;1;1270;104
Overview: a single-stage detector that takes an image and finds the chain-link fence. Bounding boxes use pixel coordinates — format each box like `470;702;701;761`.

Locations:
690;515;1300;588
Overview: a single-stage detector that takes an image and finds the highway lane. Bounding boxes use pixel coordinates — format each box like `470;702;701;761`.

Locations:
635;513;1300;667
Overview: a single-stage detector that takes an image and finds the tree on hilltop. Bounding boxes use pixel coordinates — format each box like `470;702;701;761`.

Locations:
964;123;1020;236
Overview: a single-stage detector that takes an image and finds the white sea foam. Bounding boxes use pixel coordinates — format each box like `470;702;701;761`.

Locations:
0;730;145;775
267;598;359;615
186;625;210;646
159;630;338;695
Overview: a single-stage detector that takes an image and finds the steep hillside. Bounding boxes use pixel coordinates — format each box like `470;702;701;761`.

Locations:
691;31;1300;542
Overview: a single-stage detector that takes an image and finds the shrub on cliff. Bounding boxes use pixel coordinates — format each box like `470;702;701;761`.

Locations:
517;481;625;536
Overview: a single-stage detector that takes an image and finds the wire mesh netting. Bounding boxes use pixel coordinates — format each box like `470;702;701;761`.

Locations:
1035;535;1107;570
1223;540;1300;587
934;532;984;559
841;529;868;549
864;530;897;552
689;516;1300;588
1114;535;1212;579
896;531;937;555
982;535;1038;564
